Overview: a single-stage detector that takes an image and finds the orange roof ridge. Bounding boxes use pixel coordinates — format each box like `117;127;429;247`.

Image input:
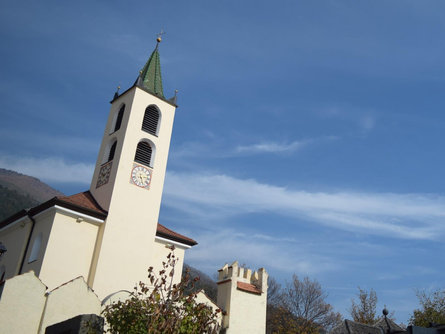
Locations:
58;191;107;214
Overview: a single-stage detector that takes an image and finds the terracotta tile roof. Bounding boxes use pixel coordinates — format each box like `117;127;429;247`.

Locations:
0;191;107;229
0;190;197;247
237;281;262;295
156;223;197;246
58;191;107;215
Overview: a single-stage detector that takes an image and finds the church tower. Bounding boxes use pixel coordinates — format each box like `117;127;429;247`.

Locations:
88;37;179;298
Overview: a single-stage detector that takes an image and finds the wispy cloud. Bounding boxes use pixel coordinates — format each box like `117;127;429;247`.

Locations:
317;105;377;134
236;140;308;154
359;115;376;132
171;136;338;161
183;229;338;275
0;155;93;184
235;136;338;155
164;172;445;240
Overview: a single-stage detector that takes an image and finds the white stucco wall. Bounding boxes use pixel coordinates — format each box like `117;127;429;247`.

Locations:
149;238;186;285
228;286;267;333
39;276;101;333
91;87;179;299
0;217;33;279
21;209;56;277
217;263;268;334
0;271;47;334
35;210;100;291
0;272;102;334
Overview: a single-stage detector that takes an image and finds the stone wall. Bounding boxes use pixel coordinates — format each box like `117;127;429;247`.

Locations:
0;271;101;333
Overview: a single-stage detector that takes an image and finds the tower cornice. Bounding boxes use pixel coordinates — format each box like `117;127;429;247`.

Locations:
110;84;178;108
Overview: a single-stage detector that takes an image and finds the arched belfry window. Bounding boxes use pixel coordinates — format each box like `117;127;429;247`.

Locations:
134;141;153;167
108;141;117;162
142;105;160;136
113;104;125;132
110;104;125;134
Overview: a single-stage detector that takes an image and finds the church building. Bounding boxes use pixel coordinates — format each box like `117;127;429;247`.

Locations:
0;37;197;300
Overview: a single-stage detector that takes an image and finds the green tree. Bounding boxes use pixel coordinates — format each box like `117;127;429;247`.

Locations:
409;289;445;327
102;247;221;333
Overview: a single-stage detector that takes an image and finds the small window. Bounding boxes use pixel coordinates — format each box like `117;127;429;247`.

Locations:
114;105;125;132
0;265;5;298
108;141;117;162
29;233;43;263
134;141;153;167
0;265;5;282
142;105;160;135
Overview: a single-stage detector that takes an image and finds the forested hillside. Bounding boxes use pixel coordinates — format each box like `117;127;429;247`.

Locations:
182;263;217;302
0;168;63;221
0;184;38;220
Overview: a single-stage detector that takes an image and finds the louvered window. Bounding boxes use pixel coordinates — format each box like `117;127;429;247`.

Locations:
142;105;160;135
114;105;125;132
108;141;117;162
135;142;152;167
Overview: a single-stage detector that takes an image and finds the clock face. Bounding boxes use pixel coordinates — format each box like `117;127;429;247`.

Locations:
131;164;152;189
96;161;112;188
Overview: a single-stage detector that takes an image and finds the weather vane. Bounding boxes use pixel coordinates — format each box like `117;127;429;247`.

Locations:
157;30;165;43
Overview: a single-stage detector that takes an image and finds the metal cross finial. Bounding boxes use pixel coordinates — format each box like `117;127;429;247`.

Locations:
156;30;165;43
157;30;165;38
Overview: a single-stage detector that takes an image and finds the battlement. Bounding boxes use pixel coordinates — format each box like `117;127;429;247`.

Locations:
217;261;268;293
217;261;268;333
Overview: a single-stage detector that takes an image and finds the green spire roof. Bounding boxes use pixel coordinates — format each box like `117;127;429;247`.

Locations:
138;42;164;98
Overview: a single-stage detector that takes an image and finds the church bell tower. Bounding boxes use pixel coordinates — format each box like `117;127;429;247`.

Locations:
88;37;179;298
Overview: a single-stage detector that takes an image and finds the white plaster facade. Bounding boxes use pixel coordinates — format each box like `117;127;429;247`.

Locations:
0;271;47;333
217;261;268;333
0;42;269;333
0;272;101;334
90;86;179;299
0;43;195;300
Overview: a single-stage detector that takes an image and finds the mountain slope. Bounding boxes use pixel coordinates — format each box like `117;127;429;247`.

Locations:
0;168;63;203
0;184;39;221
0;168;64;221
183;263;218;303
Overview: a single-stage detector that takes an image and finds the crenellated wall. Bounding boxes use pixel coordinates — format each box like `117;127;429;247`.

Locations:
217;261;268;334
0;263;268;334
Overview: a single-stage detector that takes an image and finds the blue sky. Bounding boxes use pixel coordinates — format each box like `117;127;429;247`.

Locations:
1;0;445;324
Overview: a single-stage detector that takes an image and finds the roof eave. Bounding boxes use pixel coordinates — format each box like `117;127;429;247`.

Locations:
0;196;108;230
110;84;178;108
155;230;197;247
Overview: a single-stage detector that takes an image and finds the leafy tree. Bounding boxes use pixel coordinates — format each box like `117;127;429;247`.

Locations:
349;287;379;325
102;247;221;333
409;289;445;327
266;277;285;333
268;275;341;333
